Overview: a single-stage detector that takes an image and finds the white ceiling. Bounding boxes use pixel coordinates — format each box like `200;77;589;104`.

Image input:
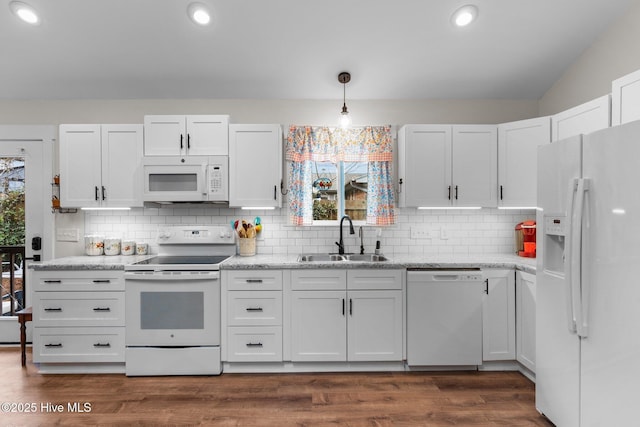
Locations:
0;0;633;100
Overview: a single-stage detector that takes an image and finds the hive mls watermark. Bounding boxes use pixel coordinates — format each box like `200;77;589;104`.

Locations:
1;402;92;413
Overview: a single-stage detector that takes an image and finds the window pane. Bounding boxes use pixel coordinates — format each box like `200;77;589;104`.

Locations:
312;162;338;221
344;162;368;221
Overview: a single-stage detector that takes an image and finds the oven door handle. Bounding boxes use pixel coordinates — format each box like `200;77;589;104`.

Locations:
124;273;219;281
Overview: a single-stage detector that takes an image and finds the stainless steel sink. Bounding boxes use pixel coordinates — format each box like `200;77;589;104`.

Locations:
344;254;388;262
297;253;387;262
297;254;346;262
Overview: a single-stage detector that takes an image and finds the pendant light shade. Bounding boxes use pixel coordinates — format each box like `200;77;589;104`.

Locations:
338;72;352;129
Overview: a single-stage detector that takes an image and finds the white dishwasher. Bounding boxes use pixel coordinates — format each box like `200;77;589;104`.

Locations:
407;269;483;367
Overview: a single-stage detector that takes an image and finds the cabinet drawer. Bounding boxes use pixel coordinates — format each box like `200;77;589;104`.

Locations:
227;291;282;326
33;270;124;292
33;292;125;327
347;270;403;290
291;270;347;290
33;327;125;363
225;270;283;291
227;326;282;362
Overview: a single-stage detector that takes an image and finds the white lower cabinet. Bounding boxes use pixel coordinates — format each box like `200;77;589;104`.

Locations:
289;269;403;363
482;270;516;361
223;270;284;363
32;270;125;372
516;270;536;373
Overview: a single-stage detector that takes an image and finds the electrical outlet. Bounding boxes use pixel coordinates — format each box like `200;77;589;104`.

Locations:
440;228;449;240
56;228;79;242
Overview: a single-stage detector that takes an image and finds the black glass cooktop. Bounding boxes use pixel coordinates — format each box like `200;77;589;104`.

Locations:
134;256;230;265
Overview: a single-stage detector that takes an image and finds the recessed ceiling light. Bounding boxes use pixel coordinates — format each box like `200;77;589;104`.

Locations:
451;4;478;27
9;1;40;25
188;2;211;26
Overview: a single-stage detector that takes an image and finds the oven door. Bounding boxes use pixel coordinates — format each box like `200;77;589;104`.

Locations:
124;271;220;346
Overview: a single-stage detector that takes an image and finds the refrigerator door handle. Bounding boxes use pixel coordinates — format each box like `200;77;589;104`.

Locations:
571;178;588;338
577;179;591;338
564;178;578;334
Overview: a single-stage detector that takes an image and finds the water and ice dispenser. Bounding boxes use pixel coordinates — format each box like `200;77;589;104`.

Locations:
543;215;567;275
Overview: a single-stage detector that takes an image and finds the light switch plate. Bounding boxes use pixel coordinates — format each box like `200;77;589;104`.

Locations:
411;226;434;239
56;228;79;242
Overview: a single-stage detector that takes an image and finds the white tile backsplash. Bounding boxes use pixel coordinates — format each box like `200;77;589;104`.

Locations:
83;203;535;257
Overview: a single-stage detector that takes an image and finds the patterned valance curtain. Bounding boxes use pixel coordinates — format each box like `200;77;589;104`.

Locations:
285;125;395;226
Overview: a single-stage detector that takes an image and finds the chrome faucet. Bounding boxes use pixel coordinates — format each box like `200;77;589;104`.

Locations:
335;215;355;255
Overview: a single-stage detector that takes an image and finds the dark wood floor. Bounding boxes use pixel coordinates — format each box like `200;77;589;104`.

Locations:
1;347;552;426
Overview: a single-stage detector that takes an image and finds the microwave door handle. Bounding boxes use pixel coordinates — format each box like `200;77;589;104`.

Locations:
201;164;208;200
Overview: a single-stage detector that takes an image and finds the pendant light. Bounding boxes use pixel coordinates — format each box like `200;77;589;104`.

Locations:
338;72;352;129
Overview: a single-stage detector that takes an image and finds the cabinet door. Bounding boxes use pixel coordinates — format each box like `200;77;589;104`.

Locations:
482;270;516;361
452;125;497;207
59;124;102;208
498;117;550;208
398;125;451;207
290;290;346;362
228;124;282;208
347;290;402;361
101;124;143;207
516;271;536;372
612;68;640;126
186;115;229;156
551;95;610;141
143;115;185;156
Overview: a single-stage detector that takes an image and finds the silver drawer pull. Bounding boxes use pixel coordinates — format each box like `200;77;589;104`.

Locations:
245;279;263;283
246;342;263;348
246;307;263;312
45;343;63;348
93;343;111;348
93;307;111;312
93;280;111;283
44;280;62;284
44;307;63;312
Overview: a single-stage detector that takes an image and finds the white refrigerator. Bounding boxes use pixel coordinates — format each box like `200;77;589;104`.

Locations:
536;120;640;426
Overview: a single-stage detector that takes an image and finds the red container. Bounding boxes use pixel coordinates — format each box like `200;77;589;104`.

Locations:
515;220;536;258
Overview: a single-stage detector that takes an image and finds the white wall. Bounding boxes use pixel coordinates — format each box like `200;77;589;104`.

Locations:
83;206;535;257
539;1;640;116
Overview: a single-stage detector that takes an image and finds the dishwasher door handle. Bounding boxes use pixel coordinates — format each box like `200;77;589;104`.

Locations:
432;275;461;281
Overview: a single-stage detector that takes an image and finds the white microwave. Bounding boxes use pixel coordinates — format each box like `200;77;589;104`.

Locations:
142;156;228;202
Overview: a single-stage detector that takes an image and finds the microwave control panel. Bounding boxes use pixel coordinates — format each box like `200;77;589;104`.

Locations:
207;162;228;200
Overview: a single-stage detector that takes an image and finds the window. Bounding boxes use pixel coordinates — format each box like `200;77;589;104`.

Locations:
286;126;395;226
312;161;368;223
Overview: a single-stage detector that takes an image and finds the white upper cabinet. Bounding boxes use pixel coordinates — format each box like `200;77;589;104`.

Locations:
398;124;497;208
143;115;229;156
452;125;498;207
398;125;451;207
497;117;550;208
60;124;143;208
228;124;282;208
551;95;610;141
612;68;640;126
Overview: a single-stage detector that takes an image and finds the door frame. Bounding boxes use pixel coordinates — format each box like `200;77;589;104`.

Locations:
0;125;54;342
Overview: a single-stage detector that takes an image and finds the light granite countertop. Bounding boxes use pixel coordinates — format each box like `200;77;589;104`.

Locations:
222;253;537;274
28;255;154;271
29;253;536;274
